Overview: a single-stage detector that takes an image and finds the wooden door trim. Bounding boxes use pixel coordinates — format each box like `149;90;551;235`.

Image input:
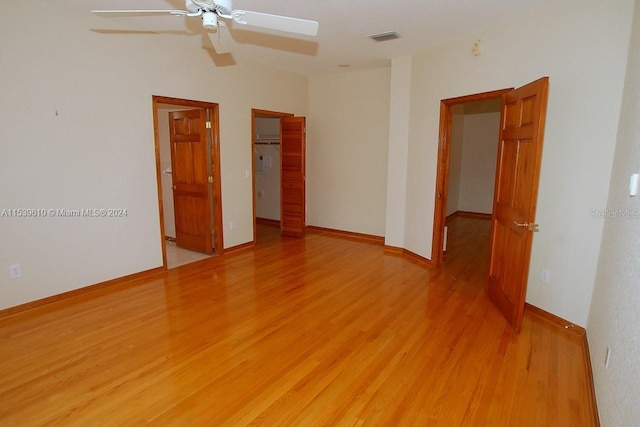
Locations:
250;109;294;244
153;95;224;270
431;88;513;267
431;89;512;266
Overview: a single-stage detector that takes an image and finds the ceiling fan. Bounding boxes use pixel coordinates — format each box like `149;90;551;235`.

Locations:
92;0;319;54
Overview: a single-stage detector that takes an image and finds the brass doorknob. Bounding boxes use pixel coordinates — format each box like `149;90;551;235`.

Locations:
513;221;539;232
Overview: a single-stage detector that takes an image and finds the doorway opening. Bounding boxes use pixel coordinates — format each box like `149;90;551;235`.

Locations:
153;96;224;269
251;109;293;242
432;78;549;332
431;88;512;268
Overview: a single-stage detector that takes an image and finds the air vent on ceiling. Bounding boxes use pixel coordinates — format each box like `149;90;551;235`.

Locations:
369;31;401;42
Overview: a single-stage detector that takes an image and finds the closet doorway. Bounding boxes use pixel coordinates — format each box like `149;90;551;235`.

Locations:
251;109;292;242
431;77;550;332
431;89;511;267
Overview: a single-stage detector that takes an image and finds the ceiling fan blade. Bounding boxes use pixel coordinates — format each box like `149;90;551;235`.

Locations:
92;10;189;16
207;25;231;54
231;10;318;36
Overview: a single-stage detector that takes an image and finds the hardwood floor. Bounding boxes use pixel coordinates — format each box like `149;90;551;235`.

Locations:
0;218;597;426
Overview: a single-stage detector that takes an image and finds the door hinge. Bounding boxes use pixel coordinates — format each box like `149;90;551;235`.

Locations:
208;176;213;184
206;121;212;129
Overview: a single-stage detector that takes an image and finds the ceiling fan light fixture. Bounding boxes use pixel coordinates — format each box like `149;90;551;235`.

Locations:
92;0;320;54
202;11;218;30
369;31;401;42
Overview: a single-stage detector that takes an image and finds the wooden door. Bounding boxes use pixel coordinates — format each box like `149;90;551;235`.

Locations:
280;116;306;237
169;109;213;254
487;77;549;332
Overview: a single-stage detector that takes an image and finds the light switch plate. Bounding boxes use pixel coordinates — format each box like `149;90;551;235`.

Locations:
630;173;639;196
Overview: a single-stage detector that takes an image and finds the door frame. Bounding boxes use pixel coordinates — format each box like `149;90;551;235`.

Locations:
251;108;293;244
431;88;512;267
153;95;224;269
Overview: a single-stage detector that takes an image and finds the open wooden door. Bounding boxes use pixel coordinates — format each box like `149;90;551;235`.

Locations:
487;77;549;332
169;109;213;254
280;116;306;238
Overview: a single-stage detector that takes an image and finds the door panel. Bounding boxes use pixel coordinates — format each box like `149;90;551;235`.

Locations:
280;117;306;238
487;77;549;332
169;109;213;254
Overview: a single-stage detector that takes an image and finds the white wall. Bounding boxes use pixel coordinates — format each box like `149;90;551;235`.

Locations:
587;1;640;425
457;112;500;214
393;0;634;325
0;1;308;310
254;117;281;220
254;143;281;220
447;108;499;217
308;68;390;236
446;111;464;217
384;57;412;248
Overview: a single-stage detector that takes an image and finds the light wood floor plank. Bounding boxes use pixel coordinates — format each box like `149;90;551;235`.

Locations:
0;218;597;425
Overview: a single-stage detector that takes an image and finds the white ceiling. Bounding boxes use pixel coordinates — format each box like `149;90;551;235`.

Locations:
54;0;554;75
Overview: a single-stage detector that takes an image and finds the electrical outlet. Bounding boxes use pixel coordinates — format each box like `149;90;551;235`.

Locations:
230;221;235;230
9;264;22;279
604;346;611;368
541;268;551;284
